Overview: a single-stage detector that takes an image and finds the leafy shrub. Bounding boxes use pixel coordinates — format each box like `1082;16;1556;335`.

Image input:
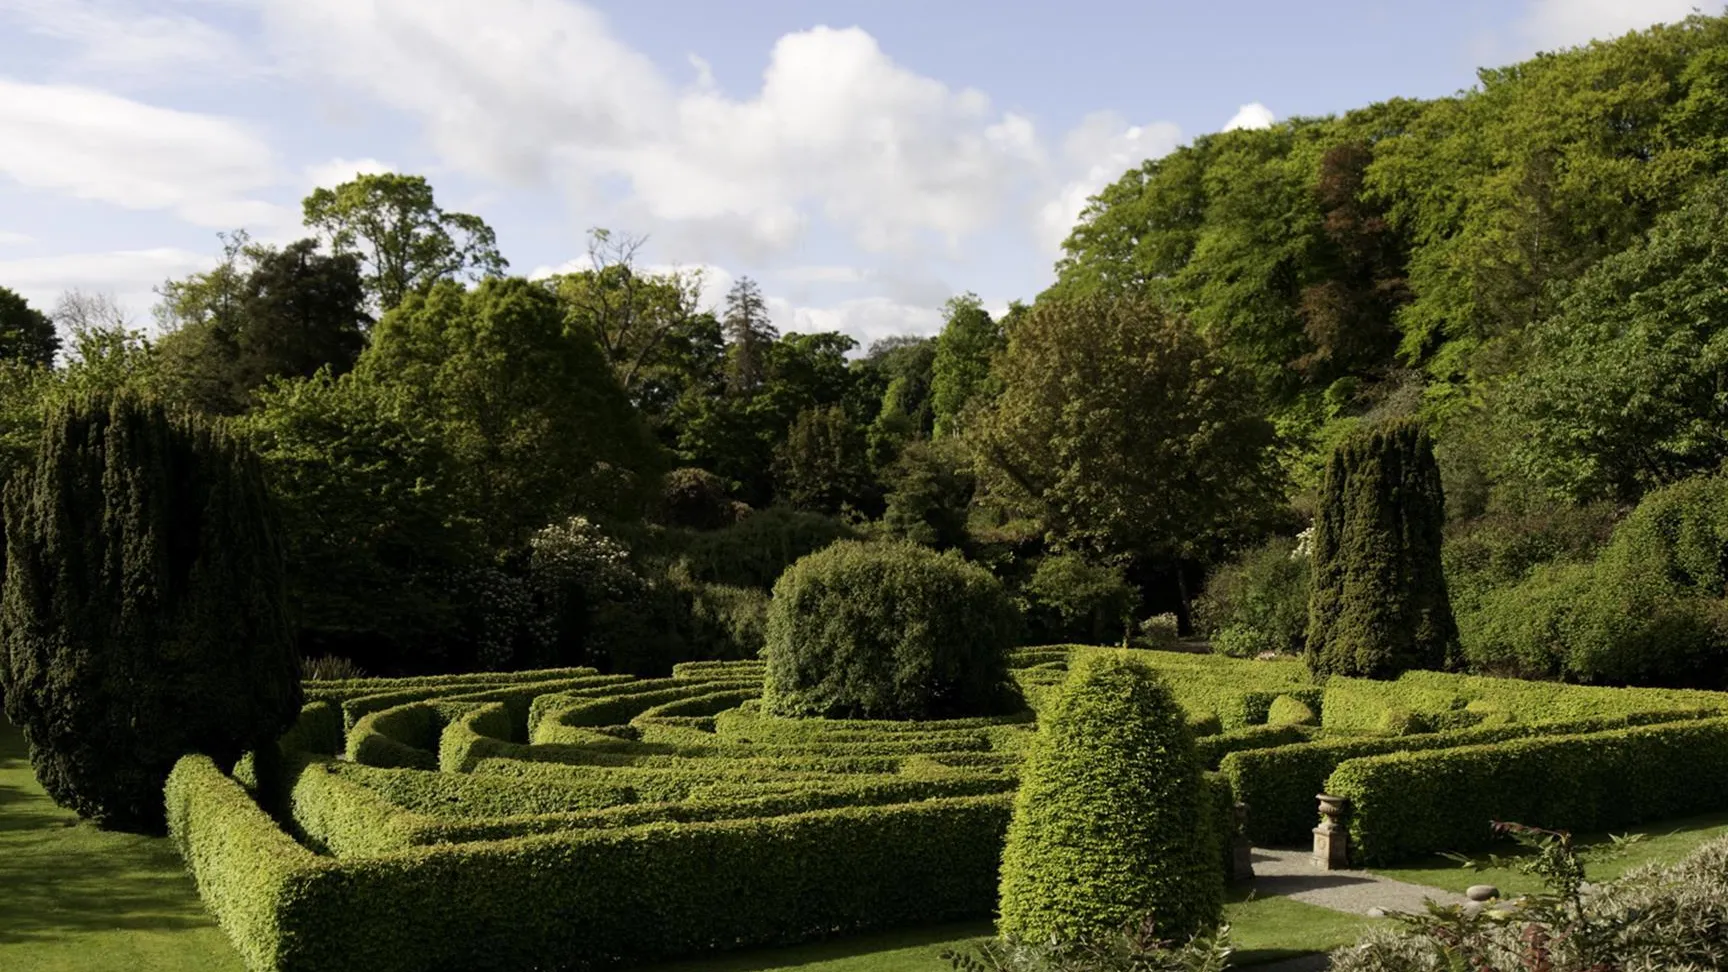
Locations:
1194;536;1309;657
1455;474;1728;687
1307;419;1459;678
655;467;740;530
1137;614;1181;650
302;656;366;681
998;652;1222;945
1332;830;1728;971
0;393;302;831
762;541;1019;720
1326;717;1728;865
671;571;769;660
1020;553;1139;646
880;439;975;551
1441;500;1616;606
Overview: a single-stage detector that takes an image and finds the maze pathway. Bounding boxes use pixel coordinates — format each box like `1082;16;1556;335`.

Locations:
1250;846;1467;915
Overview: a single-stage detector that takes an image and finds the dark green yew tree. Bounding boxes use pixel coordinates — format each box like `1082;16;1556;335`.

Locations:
0;393;301;831
1306;418;1458;678
998;651;1222;944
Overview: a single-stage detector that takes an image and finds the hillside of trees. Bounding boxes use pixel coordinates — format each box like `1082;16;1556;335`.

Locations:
6;15;1728;687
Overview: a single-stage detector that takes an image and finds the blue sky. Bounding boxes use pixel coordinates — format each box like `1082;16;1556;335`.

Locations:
0;0;1711;346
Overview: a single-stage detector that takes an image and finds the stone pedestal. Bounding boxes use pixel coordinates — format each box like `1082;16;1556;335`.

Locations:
1231;801;1255;881
1312;793;1349;870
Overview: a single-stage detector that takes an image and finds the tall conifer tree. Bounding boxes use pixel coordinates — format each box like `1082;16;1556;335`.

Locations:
1305;418;1459;678
0;393;300;831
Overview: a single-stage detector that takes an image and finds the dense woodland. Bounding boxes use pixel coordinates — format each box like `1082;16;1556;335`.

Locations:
4;15;1728;688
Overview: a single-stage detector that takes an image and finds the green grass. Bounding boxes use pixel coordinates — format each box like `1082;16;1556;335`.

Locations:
1368;809;1728;897
0;721;245;972
638;891;1371;971
1224;889;1374;965
642;922;993;972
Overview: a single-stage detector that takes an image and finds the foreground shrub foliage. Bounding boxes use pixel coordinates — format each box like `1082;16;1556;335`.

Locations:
998;652;1223;945
946;916;1233;972
1;393;301;830
1307;419;1458;679
1331;826;1728;972
762;540;1019;720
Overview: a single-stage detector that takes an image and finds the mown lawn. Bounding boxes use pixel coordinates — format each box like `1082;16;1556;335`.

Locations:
640;890;1372;971
0;721;245;972
1368;809;1728;898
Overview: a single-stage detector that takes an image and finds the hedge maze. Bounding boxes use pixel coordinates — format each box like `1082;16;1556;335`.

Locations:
167;648;1728;971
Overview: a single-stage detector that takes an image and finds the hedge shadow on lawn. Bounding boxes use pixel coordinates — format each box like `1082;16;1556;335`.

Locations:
0;722;228;948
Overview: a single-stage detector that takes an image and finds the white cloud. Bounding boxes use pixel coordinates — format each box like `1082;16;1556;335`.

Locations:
0;0;259;83
263;1;1050;255
524;253;935;345
1518;0;1701;51
769;294;943;345
0;79;290;230
0;230;33;246
303;157;396;193
1036;110;1183;255
0;246;215;324
1222;102;1276;132
775;265;872;285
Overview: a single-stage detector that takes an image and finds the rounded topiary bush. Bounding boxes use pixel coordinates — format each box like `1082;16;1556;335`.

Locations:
998;651;1222;945
1266;694;1317;726
761;540;1018;720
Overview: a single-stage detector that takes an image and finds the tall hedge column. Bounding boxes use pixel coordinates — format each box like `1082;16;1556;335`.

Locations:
0;393;301;831
998;651;1222;944
1305;418;1458;679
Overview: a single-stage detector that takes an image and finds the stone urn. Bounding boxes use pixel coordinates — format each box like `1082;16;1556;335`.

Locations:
1312;793;1349;870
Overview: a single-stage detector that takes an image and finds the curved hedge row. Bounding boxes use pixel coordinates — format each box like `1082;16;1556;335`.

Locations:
170;649;1728;971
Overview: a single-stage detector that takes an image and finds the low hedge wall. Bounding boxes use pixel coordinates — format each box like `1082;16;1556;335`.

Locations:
172;750;1016;972
165;756;333;971
279;701;344;757
1328;716;1728;865
1194;723;1316;770
1349;670;1728;729
1221;710;1716;846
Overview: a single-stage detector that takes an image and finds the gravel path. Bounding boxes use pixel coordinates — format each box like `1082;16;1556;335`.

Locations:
1249;847;1470;915
1235;848;1470;971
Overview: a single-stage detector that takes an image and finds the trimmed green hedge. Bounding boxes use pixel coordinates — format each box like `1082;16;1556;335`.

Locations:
1194;723;1316;770
279;701;344;757
165;756;331;971
1328;717;1728;865
1221;710;1717;846
172;751;1014;972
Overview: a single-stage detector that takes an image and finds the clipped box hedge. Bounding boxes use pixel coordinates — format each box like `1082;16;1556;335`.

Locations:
1327;716;1728;865
172;752;1014;972
1220;709;1715;845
